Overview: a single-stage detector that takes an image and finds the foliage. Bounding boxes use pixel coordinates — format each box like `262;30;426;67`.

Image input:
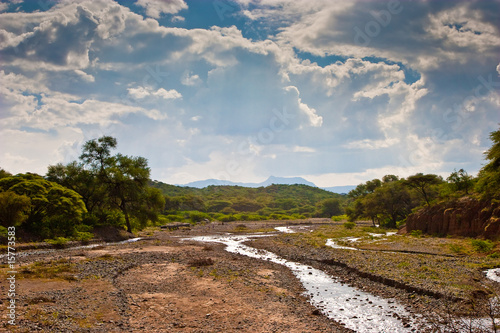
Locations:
0;191;31;227
331;214;348;221
0;173;87;239
471;239;494;253
317;198;343;217
447;169;474;195
409;229;423;238
343;221;356;229
346;176;417;228
404;173;443;206
152;181;345;218
44;237;70;248
476;128;500;198
47;136;164;233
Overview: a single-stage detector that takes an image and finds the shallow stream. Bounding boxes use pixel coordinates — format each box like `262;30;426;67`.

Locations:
185;233;422;332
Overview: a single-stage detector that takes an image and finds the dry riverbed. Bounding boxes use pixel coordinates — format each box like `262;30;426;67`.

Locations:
1;220;500;332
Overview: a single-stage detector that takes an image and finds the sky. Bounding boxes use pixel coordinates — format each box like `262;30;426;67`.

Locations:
0;0;499;187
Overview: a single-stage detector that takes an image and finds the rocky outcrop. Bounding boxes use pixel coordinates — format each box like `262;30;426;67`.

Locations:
405;197;500;239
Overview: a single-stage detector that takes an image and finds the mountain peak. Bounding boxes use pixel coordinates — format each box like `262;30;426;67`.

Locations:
182;176;316;188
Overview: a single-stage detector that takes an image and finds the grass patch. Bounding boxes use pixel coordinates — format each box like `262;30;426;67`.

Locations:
343;222;356;229
471;239;494;253
19;258;77;280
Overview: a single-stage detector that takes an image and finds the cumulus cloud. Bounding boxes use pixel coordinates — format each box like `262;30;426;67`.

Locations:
135;0;187;18
0;0;498;186
128;86;182;100
284;86;323;127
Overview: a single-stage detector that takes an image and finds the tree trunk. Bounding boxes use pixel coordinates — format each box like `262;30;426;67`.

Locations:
122;202;132;233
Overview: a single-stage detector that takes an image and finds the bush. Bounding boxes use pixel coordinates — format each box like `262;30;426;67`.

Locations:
471;239;494;253
449;244;465;254
165;214;184;222
488;252;500;258
74;231;93;244
188;211;210;223
45;237;70;248
332;214;348;222
219;215;236;222
343;221;356;229
409;230;422;238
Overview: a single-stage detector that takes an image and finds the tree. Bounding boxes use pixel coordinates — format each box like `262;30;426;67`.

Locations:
447;169;474;195
47;161;107;214
346;176;418;227
373;181;412;228
0;173;87;238
317;198;343;217
0;191;31;227
0;168;12;179
77;137;157;233
405;173;443;206
476;127;500;198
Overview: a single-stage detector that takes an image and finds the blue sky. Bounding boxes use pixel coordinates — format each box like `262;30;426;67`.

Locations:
0;0;499;187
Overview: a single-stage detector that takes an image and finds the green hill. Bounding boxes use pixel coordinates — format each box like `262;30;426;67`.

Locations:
150;181;345;220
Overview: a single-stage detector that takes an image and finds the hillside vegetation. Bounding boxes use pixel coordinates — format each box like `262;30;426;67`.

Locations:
1;126;499;242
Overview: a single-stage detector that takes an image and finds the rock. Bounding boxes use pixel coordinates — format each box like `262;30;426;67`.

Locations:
405;197;500;239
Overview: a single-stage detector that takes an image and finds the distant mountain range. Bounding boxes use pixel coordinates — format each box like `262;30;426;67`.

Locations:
180;176;355;194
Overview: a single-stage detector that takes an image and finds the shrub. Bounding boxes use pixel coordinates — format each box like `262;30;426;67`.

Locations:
409;230;422;238
219;215;236;222
332;214;348;222
74;231;93;244
471;239;494;253
488;252;500;259
343;221;356;229
449;244;465;254
45;237;70;248
188;211;209;223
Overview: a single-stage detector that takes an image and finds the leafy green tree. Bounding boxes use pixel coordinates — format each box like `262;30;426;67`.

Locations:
476;127;500;198
0;191;31;227
131;187;165;228
405;173;443;206
48;136;163;233
317;198;343;217
373;181;412;228
447;169;474;195
207;200;232;212
47;161;107;214
81;145;146;231
346;176;417;227
231;198;263;212
0;168;12;179
0;173;87;238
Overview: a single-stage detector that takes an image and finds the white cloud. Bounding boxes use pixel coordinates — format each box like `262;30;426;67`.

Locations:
293;146;316;153
0;127;84;175
154;88;182;99
128;86;182;100
172;15;185;23
284;86;323;127
74;69;95;82
344;138;399;150
181;72;202;86
135;0;188;19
